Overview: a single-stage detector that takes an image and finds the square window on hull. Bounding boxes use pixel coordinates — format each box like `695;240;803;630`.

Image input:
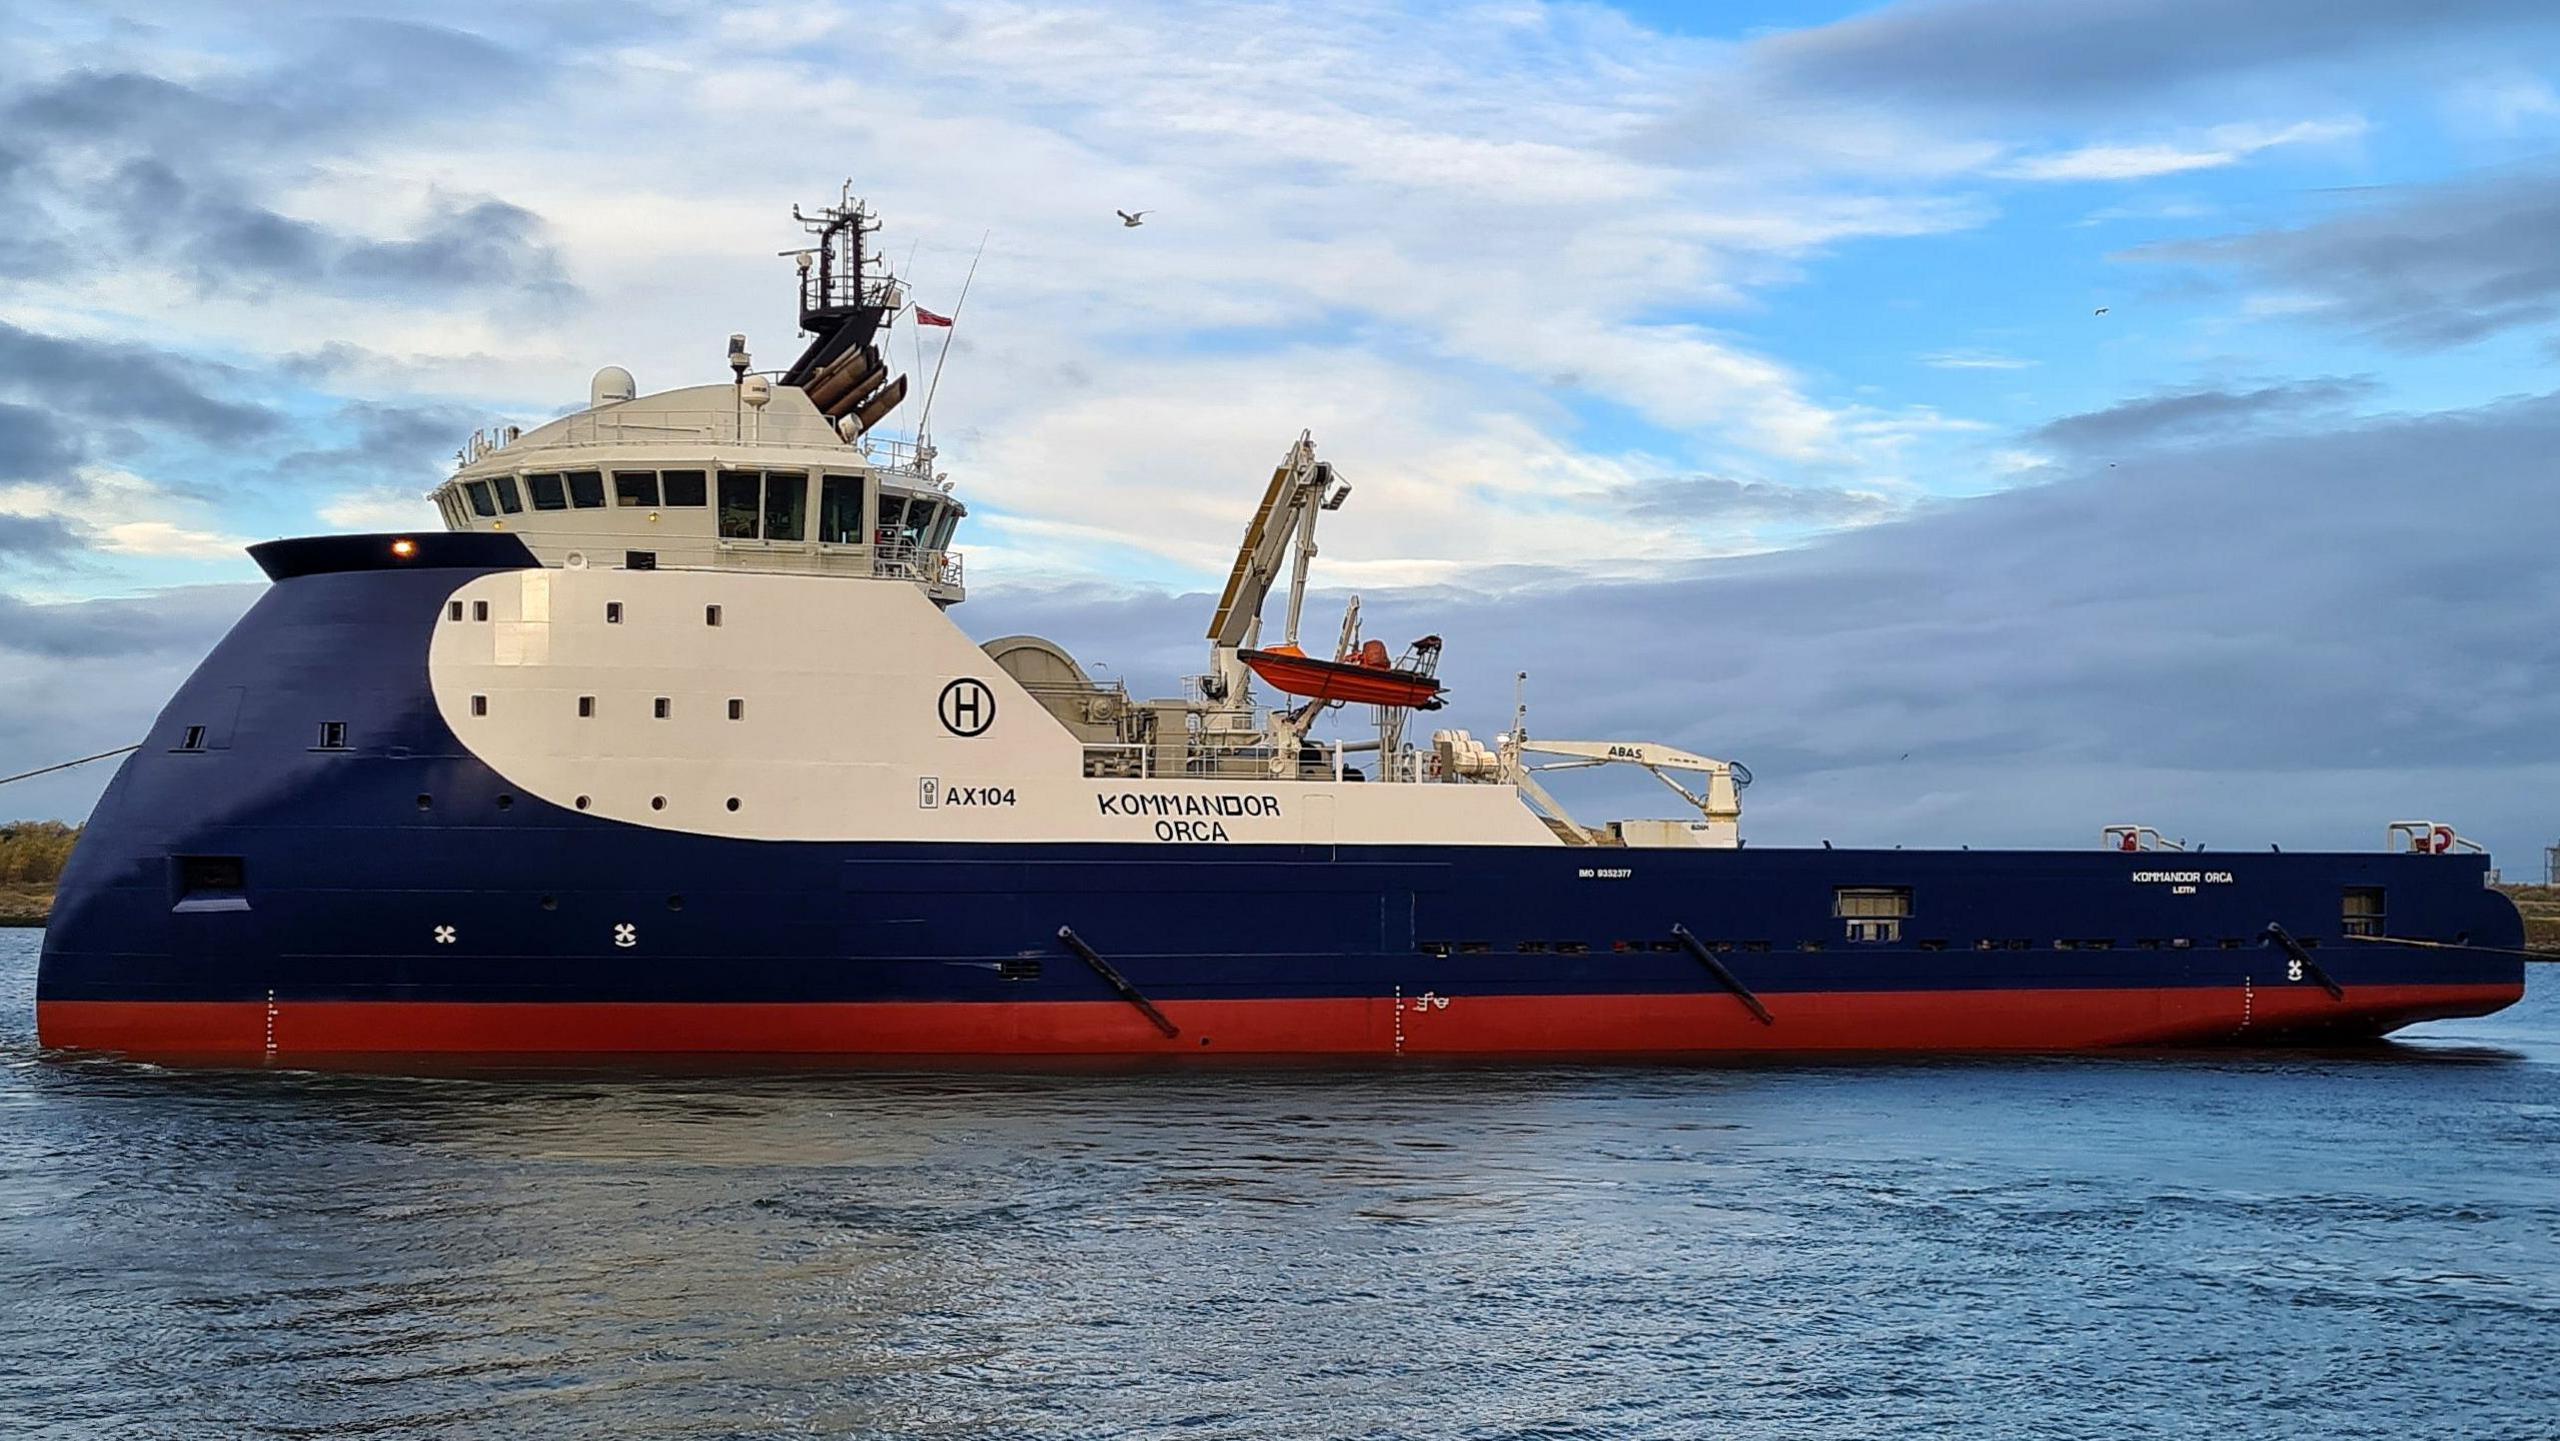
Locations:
1836;886;1911;943
172;854;249;912
614;471;660;508
2343;886;2386;938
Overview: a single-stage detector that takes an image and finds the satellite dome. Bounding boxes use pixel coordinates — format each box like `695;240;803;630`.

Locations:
589;366;637;408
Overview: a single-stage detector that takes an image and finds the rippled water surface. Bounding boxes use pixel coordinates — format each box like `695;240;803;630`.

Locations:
3;929;2556;1439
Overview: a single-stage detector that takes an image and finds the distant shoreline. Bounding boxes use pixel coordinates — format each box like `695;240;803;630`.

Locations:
0;884;48;929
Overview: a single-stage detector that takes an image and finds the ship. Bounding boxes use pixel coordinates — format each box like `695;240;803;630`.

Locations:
34;191;2528;1061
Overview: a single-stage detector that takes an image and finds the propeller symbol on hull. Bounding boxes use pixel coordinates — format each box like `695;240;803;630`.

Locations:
614;923;637;949
433;925;457;945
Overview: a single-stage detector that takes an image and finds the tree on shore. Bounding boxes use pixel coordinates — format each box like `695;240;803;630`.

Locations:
0;822;81;885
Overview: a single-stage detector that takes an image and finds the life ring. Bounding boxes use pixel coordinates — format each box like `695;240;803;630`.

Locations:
2431;825;2456;855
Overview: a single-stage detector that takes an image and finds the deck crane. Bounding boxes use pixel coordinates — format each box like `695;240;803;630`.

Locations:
1198;433;1358;772
1434;730;1751;847
1202;431;1348;709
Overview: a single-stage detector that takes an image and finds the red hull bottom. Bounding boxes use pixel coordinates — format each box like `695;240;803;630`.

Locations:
38;983;2521;1061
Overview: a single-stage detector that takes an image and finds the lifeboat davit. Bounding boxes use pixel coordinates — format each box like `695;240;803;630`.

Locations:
1240;640;1446;709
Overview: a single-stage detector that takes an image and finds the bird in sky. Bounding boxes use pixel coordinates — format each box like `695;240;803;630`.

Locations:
2093;306;2110;315
1117;209;1150;228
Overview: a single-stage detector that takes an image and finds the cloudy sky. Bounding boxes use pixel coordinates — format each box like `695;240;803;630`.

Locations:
3;0;2556;866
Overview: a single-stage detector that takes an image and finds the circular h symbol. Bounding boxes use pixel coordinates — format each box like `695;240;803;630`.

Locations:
939;678;995;737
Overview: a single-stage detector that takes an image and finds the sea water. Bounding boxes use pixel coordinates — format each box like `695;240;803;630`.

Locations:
1;927;2552;1440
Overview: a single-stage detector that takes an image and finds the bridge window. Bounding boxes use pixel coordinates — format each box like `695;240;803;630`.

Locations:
528;472;567;510
719;471;760;538
2342;887;2385;937
763;471;807;542
464;481;497;517
661;470;707;507
614;471;659;508
716;470;811;542
566;470;606;508
819;474;865;544
875;492;905;547
1835;886;1910;943
493;476;524;514
900;498;939;549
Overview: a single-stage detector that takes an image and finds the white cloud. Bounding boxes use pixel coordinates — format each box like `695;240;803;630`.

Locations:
0;469;255;562
94;520;251;559
1920;349;2036;370
1999;118;2368;182
318;488;440;532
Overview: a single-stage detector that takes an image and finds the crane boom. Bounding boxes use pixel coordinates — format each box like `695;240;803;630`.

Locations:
1201;432;1350;705
1500;736;1750;844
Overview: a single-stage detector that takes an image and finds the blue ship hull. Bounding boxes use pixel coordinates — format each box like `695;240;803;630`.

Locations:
35;537;2527;1058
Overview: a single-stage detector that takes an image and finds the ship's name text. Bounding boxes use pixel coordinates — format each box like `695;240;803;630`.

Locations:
1099;791;1284;844
2130;870;2232;884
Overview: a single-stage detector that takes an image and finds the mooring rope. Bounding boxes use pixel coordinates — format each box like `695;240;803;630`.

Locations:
2340;932;2560;963
0;745;140;789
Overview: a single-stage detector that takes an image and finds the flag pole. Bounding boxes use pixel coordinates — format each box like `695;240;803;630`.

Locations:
915;229;987;446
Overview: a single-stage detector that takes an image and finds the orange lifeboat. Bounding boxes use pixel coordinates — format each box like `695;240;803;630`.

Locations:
1240;638;1445;709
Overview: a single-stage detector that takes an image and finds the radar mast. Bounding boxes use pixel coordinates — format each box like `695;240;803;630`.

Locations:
782;183;912;437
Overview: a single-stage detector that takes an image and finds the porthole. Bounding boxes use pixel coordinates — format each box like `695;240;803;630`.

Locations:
606;601;623;624
415;793;433;811
472;600;489;622
495;794;514;810
470;694;488;717
540;894;558;911
574;795;591;811
725;797;741;812
649;795;666;811
705;604;722;626
666;894;684;911
447;601;463;621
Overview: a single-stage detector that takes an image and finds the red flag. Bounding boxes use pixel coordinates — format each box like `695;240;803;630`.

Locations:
915;306;954;327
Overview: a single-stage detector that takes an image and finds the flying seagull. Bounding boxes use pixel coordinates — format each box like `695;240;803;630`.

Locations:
1117;209;1150;228
2093;306;2110;315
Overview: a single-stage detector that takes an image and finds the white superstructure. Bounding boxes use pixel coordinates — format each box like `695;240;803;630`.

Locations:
418;189;1750;851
